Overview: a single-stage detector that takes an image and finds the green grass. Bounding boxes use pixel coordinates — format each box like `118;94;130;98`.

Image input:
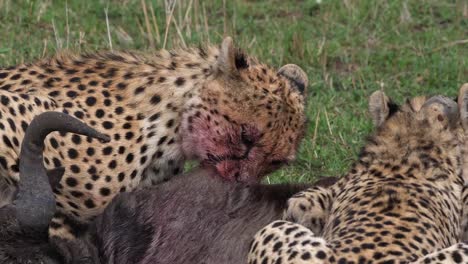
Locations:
1;0;467;183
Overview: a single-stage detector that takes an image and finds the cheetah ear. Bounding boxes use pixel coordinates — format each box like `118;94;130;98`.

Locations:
369;91;399;127
278;64;308;96
458;83;468;130
218;37;249;76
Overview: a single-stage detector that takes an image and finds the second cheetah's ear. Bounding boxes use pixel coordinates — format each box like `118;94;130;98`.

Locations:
369;91;399;127
278;64;308;96
218;37;249;76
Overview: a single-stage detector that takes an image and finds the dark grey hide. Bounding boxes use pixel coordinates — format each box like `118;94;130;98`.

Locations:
0;112;338;264
0;112;110;264
90;168;337;264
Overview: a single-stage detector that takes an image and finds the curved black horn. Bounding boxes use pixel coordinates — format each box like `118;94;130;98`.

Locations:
14;112;110;232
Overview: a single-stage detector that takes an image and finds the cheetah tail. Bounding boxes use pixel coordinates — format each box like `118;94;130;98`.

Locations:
14;111;110;233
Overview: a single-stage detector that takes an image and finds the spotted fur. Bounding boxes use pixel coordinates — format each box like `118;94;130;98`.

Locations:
249;85;468;263
0;37;308;241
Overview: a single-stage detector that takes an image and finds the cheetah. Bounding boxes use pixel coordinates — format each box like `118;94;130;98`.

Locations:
248;84;468;263
0;37;308;241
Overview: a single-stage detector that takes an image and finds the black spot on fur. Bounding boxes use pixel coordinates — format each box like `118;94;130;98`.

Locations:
68;149;79;159
86;147;95;156
126;153;134;163
175;77;186;86
1;95;10;106
70;77;81;83
74;111;84;119
84;199;96;208
0;157;7;169
3;135;13;148
102;121;114;129
150;95;161;105
134;86;145;95
108;160;117;169
115;107;124;115
95;109;105;118
100;187;111;196
118;172;125;182
67;91;78;98
149;112;160;122
102;146;113;155
86;96;97;106
66;177;78;187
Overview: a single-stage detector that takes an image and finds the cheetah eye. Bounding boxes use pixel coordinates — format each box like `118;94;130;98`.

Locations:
240;125;255;147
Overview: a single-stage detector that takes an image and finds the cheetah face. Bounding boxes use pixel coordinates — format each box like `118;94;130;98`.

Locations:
368;88;467;184
181;38;308;183
369;91;460;133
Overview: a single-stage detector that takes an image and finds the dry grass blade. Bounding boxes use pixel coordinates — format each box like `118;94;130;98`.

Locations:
104;6;113;51
115;26;134;46
232;3;236;33
462;0;468;18
51;19;62;50
324;108;333;136
312;109;321;147
193;0;201;33
247;36;256;49
163;0;177;49
172;16;187;48
223;0;227;36
182;0;193;36
432;39;468;52
343;0;353;11
36;1;48;22
141;0;155;50
78;31;85;50
41;39;48;58
177;0;182;29
400;0;412;24
65;0;70;48
202;2;210;44
149;2;161;44
136;17;146;38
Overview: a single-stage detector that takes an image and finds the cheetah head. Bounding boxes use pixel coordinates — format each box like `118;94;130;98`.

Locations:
181;37;308;183
367;86;468;184
369;90;460;135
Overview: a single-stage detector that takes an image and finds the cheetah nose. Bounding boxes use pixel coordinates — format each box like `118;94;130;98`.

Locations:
423;95;459;121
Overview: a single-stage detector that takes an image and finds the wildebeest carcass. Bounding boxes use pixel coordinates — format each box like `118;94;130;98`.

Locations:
0;112;337;264
87;168;337;264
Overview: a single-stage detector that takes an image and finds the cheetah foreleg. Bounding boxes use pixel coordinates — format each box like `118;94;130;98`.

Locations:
410;243;468;263
248;220;334;264
283;186;334;235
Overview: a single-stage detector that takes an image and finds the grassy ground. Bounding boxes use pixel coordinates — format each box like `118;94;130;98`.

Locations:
0;0;467;183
